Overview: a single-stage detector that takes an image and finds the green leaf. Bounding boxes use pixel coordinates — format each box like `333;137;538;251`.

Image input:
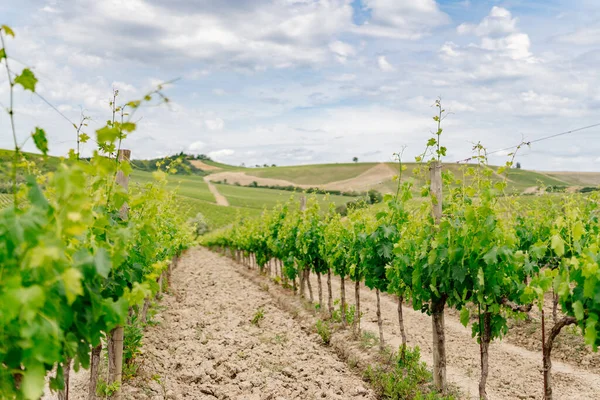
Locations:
1;25;15;37
14;68;37;92
31;127;48;156
96;126;120;143
573;301;584;321
460;307;470;327
21;364;45;400
119;161;132;177
572;221;584;241
26;175;49;210
121;122;136;132
477;267;485;287
79;133;90;143
550;234;565;257
94;248;111;278
0;48;5;60
483;248;498;265
62;268;83;305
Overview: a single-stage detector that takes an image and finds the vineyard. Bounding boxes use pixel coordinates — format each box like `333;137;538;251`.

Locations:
0;26;194;400
203;103;600;400
1;19;600;400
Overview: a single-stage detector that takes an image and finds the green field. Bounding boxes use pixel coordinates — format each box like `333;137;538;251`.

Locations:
247;163;379;184
2;148;599;231
215;183;350;210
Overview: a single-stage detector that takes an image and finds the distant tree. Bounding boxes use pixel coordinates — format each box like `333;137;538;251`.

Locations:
516;162;522;169
352;157;359;163
263;163;269;167
271;164;276;167
241;163;246;167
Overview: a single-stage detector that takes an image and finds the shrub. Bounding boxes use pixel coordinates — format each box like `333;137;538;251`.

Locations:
316;320;331;345
188;212;210;237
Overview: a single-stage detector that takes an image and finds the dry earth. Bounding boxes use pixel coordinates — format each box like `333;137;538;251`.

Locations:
43;248;600;400
189;160;222;172
317;272;600;400
204;176;229;206
206;163;396;193
48;249;376;400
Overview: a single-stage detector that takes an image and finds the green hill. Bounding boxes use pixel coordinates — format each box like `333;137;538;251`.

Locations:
2;149;599;230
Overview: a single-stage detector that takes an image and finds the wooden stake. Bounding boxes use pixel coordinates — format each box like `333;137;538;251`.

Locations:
429;160;446;393
108;149;130;399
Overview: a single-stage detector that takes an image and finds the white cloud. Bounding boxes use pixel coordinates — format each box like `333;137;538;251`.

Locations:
209;149;235;159
212;88;226;96
357;0;449;39
557;27;600;46
328;40;356;63
377;56;395;72
188;141;206;152
457;6;517;37
205;118;224;131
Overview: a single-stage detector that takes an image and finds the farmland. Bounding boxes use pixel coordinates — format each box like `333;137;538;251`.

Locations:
2;16;600;400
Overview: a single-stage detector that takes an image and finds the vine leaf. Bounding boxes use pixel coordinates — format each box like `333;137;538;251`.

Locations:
62;268;84;305
14;68;37;92
1;25;15;37
32;127;48;156
21;364;45;400
96;126;119;143
460;307;470;327
0;48;5;60
551;234;565;257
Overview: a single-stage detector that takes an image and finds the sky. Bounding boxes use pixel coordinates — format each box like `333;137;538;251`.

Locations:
1;0;600;171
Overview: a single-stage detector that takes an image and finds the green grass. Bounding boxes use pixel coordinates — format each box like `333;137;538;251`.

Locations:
202;160;244;172
246;163;379;184
215;184;349;210
178;196;261;228
130;170;216;204
492;168;570;189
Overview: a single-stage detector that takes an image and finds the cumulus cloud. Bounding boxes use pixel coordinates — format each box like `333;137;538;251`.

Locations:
329;40;356;63
457;6;517;37
377;56;395;72
357;0;449;39
188;141;206;152
209;149;235;160
2;1;600;171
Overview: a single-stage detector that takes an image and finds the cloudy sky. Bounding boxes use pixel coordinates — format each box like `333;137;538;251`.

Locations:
2;0;600;170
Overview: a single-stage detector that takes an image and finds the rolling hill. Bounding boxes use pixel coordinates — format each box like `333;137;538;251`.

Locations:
2;149;599;230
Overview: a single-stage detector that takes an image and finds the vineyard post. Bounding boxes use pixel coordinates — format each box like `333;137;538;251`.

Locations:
430;160;447;393
108;149;130;399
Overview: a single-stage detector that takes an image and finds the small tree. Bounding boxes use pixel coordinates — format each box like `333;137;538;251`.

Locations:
516;162;521;169
352;157;358;163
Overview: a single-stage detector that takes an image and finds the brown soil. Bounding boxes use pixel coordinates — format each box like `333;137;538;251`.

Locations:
190;160;222;171
318;273;600;400
207;163;397;193
43;250;600;400
204;176;229;206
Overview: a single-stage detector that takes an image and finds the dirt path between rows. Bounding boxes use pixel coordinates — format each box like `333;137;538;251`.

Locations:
316;272;600;400
117;248;376;399
204;176;229;206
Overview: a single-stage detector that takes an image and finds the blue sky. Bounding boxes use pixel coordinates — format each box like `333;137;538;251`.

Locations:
2;0;600;170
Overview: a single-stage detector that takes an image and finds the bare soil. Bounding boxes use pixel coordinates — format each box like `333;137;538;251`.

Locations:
204;176;229;206
319;274;600;400
43;249;600;400
207;163;397;193
94;249;374;400
189;160;222;172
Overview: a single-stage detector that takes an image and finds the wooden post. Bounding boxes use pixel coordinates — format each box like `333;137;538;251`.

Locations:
429;160;446;393
108;149;130;399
